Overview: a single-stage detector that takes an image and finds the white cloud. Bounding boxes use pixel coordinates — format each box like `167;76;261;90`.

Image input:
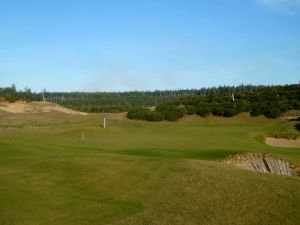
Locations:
256;0;300;15
256;0;300;9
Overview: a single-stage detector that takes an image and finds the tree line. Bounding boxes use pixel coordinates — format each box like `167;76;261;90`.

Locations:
127;84;300;121
0;84;299;116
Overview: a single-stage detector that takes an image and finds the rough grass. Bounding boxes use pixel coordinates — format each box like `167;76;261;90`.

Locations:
268;132;299;140
0;112;299;225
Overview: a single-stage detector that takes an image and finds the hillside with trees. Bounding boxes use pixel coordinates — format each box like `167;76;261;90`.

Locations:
127;84;300;121
0;84;299;117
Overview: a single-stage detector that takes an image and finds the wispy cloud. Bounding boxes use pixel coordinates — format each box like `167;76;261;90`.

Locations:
256;0;300;12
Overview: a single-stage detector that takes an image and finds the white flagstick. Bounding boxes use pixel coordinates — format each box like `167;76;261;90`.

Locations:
42;92;46;102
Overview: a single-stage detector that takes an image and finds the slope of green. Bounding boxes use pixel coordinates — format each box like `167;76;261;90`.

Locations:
0;112;299;225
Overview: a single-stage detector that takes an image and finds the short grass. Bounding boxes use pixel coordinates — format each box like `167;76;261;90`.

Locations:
0;112;299;225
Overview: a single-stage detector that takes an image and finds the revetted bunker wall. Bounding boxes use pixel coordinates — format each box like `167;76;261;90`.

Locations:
226;153;299;177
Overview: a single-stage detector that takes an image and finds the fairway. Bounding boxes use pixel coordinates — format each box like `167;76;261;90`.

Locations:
0;112;299;225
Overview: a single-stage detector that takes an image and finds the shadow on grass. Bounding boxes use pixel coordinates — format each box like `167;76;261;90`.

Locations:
107;148;239;161
295;123;300;131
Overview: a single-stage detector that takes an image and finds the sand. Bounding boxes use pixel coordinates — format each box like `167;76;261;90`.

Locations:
266;137;300;148
0;101;88;115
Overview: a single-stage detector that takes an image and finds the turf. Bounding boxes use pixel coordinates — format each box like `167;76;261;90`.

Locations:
0;112;299;225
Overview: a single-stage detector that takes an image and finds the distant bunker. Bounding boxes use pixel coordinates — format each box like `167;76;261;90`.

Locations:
0;101;88;115
266;137;300;148
225;153;299;177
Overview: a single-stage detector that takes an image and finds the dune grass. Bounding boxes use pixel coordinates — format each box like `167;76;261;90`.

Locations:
0;112;299;225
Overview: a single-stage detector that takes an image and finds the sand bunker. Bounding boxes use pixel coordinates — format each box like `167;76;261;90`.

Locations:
0;101;88;115
266;137;300;148
225;153;299;176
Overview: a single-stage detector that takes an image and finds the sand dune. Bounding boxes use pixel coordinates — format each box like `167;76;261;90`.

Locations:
0;101;88;115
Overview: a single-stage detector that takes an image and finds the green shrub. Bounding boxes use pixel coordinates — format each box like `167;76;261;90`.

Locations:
156;103;186;121
250;107;262;117
164;112;178;121
146;112;164;121
212;105;224;116
186;105;197;115
164;108;185;121
236;100;250;112
196;106;211;117
156;103;177;113
223;107;237;117
127;108;150;120
264;108;281;118
4;96;18;103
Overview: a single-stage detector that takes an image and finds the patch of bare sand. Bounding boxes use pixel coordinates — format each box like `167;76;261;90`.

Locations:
0;101;88;115
266;137;300;148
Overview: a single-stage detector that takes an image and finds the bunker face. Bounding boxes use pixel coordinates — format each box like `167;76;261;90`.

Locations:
0;101;88;115
226;153;299;176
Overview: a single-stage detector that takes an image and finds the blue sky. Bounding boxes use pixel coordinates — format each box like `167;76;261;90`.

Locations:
0;0;299;91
